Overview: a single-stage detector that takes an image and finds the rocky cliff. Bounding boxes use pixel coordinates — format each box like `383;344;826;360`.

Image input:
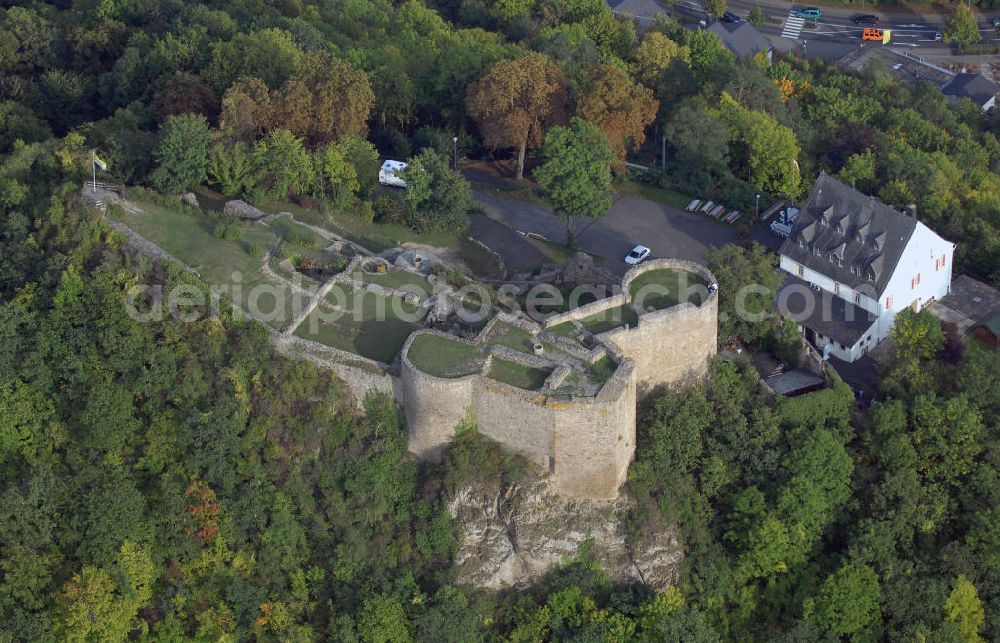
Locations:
447;479;683;590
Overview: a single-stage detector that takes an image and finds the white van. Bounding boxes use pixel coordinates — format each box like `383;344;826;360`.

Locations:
378;160;408;188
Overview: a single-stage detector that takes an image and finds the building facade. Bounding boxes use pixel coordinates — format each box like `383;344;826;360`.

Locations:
778;173;955;362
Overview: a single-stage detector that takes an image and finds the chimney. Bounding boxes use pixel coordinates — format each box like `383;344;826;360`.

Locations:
905;203;918;220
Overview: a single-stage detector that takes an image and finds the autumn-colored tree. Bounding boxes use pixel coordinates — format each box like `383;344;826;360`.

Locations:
275;51;374;146
576;63;658;164
220;76;274;143
185;480;221;543
466;52;566;180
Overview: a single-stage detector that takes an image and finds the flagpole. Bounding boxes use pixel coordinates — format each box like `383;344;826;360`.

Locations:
92;149;97;194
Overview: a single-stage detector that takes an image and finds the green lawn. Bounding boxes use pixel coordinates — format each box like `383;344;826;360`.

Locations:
629;268;707;311
488;325;536;353
353;268;432;295
488;358;550;390
260;199;463;253
406;333;482;377
268;217;329;250
576;305;639;335
109;201;302;330
548;321;577;337
588;356;616;384
293;284;427;363
620;180;694;210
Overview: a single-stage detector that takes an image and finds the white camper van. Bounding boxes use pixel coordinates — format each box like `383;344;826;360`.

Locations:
378;160;408;188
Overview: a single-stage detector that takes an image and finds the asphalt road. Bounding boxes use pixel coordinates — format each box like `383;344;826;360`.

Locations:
610;0;1000;59
473;191;747;276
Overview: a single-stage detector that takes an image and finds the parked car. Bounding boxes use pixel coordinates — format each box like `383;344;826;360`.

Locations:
378;160;408;188
721;11;741;23
992;16;1000;27
851;14;879;26
625;245;651;265
795;7;821;20
932;31;942;41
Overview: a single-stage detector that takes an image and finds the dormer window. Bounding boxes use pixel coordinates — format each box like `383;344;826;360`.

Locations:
835;223;843;234
837;258;843;267
872;240;880;251
798;240;805;249
867;268;876;282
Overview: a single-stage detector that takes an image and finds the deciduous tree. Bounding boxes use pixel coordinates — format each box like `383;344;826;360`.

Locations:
220;76;274;143
253;129;315;200
943;3;981;47
632;32;690;88
576;64;658;164
151;113;211;193
805;562;881;636
275;51;375;146
535;118;614;245
466;52;566;180
944;575;985;642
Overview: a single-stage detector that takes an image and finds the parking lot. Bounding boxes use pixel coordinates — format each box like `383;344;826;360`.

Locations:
472;189;784;276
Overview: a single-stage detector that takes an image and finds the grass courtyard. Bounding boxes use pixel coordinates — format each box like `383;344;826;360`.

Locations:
293;283;427;363
547;268;707;335
406;322;612;393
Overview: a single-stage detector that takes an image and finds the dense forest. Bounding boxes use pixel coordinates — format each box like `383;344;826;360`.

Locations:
1;0;999;640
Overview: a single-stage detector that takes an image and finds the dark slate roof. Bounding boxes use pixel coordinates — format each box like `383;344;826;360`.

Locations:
779;172;918;298
777;276;879;347
706;21;771;58
940;274;1000;325
766;368;826;396
941;73;999;106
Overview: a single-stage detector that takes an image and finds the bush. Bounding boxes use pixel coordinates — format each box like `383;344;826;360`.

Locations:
213;219;242;241
350;200;375;224
373;193;406;225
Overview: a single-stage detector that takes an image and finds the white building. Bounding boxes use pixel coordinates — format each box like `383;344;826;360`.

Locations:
777;173;955;363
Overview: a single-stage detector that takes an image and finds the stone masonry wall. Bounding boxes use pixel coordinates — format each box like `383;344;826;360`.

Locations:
601;299;717;395
600;259;718;394
549;359;636;498
400;329;638;499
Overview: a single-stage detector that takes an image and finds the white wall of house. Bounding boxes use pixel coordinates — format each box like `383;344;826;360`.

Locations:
779;255;880;314
808;319;879;362
871;221;954;343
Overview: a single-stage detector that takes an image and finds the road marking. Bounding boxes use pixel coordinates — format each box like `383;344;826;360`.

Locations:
781;13;806;39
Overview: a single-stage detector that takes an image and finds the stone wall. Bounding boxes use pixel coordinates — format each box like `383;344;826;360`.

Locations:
606;259;718;393
272;333;398;408
400;258;719;499
549;359;635;498
400;329;638;499
544;293;628;328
